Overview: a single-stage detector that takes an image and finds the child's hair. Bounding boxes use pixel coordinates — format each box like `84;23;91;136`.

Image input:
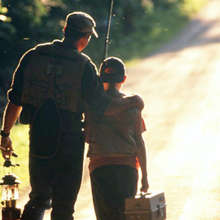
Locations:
100;57;125;83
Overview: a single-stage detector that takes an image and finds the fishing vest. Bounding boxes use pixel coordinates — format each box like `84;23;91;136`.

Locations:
86;94;140;157
21;41;88;113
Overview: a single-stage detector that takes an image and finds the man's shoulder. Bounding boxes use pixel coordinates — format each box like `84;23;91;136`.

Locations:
80;52;98;73
80;52;92;63
22;41;53;59
34;41;56;53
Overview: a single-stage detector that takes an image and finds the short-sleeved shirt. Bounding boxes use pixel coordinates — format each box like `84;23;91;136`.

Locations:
88;116;146;173
87;90;146;173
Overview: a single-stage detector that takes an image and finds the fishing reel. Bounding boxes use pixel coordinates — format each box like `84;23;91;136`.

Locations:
0;153;21;220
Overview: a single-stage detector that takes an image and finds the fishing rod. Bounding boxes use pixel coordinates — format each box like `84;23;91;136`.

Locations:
103;0;114;60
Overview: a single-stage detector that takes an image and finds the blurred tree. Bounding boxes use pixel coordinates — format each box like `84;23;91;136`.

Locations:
0;0;49;90
0;0;150;79
0;0;49;119
151;0;182;9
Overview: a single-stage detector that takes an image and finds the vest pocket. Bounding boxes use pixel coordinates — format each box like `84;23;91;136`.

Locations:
30;99;61;158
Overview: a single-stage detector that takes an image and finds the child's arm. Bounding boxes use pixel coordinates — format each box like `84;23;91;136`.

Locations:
136;133;149;192
135;108;149;192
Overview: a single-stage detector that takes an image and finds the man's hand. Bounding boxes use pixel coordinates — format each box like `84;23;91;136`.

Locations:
104;94;144;115
126;95;144;110
0;136;13;159
140;176;149;193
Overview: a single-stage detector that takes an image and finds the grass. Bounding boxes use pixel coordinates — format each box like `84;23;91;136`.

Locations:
0;124;29;190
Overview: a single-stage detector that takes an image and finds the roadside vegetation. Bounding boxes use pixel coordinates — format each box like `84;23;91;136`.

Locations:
0;124;30;189
0;0;207;189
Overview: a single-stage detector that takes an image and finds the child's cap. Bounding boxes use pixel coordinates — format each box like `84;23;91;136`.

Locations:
100;57;125;83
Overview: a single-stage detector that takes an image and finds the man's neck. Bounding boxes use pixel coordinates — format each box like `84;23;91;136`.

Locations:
62;38;77;50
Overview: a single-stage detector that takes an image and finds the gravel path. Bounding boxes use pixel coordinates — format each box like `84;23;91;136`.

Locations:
9;1;220;219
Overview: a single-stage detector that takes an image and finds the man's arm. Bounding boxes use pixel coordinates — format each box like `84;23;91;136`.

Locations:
0;50;30;158
81;60;110;114
104;94;144;116
1;102;22;158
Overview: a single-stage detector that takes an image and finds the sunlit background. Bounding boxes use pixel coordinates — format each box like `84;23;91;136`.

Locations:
2;0;220;220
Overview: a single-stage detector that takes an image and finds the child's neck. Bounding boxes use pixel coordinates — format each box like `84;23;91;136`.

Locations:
103;83;121;91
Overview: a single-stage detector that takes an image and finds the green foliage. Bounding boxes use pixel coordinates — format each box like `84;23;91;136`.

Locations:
0;0;207;69
0;0;48;89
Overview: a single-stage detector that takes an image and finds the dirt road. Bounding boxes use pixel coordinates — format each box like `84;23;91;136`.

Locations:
18;0;220;219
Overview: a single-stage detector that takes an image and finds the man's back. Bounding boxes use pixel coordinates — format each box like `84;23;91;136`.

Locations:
21;40;88;113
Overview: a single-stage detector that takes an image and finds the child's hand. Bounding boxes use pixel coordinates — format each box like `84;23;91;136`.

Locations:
140;176;149;192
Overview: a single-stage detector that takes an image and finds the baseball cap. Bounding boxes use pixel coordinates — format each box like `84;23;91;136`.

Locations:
100;57;126;83
65;11;98;38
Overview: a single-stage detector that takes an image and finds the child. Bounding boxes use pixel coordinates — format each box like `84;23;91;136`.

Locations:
85;57;149;220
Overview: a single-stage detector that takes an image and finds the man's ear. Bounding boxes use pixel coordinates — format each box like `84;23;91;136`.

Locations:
63;25;66;34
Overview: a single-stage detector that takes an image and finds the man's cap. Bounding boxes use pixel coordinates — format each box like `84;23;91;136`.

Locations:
100;57;126;83
65;11;98;38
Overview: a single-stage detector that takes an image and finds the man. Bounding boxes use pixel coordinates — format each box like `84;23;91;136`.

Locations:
0;11;142;220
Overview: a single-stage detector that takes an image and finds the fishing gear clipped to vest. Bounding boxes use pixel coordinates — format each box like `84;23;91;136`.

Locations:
0;153;21;220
